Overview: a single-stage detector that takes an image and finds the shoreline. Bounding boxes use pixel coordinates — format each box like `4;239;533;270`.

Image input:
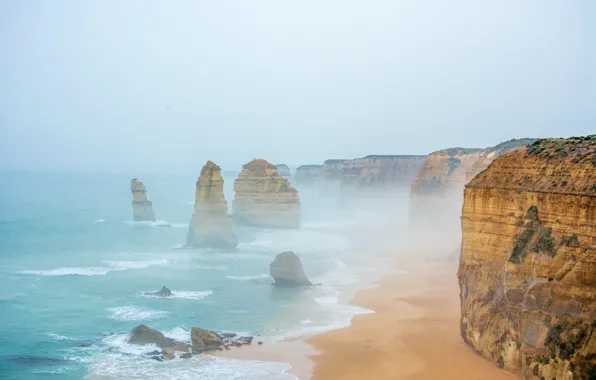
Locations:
216;256;521;380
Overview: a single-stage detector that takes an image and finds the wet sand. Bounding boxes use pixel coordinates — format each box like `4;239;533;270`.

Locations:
216;258;520;380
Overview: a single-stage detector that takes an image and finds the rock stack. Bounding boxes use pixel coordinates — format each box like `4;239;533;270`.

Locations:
295;164;324;187
233;159;301;228
186;161;237;249
458;136;596;379
270;251;312;286
130;179;156;222
275;164;291;178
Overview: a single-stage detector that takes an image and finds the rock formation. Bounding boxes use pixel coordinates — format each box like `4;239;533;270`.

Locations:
270;251;312;286
191;327;223;354
275;164;291;178
233;159;301;228
295;165;324;187
323;159;346;181
341;155;426;195
143;286;172;297
186;161;237;249
130;179;156;222
458;136;596;379
129;325;190;360
465;138;537;182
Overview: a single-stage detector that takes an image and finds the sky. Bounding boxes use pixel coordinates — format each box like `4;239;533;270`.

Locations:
0;0;594;173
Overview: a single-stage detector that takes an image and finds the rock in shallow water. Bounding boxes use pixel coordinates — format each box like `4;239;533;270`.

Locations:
130;179;156;222
270;251;312;286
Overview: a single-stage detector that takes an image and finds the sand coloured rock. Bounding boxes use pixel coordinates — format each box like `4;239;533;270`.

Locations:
233;159;301;228
186;161;237;249
457;136;596;379
130;179;156;221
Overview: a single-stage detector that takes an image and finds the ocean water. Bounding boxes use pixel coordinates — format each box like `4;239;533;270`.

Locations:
0;171;409;380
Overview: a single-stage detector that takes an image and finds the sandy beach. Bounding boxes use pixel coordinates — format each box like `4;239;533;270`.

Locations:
217;256;521;380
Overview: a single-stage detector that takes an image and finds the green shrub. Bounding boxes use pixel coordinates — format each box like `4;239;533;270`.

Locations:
532;227;555;257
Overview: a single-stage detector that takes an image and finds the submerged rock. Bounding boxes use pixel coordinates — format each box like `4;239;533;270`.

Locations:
130;179;156;222
233;159;301;228
186;161;238;249
270;251;312;286
143;286;172;297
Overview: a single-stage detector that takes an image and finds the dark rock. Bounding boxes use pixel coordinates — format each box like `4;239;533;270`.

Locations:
10;355;66;366
191;327;223;354
269;251;312;286
144;286;172;297
258;341;263;345
129;325;176;348
218;332;237;339
180;353;192;359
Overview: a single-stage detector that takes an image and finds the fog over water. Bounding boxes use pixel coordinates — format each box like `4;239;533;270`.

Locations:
1;0;594;173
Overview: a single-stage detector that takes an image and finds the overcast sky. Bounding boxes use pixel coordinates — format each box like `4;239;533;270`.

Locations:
0;0;594;172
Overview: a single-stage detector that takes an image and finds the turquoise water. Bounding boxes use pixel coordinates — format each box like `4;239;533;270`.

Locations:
0;172;407;380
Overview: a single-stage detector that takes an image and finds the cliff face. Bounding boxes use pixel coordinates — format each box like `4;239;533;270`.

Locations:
186;161;237;249
341;155;426;194
295;165;324;187
130;179;156;222
409;148;484;230
466;138;537;182
233;159;301;228
458;136;596;379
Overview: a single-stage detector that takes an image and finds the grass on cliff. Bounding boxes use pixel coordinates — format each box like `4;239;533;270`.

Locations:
526;134;596;162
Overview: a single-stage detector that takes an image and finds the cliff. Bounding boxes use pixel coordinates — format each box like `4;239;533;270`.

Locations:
341;155;426;194
465;138;537;182
186;161;237;249
323;159;346;181
409;148;484;230
458;136;596;379
130;179;156;222
295;165;324;187
233;159;301;228
275;164;291;178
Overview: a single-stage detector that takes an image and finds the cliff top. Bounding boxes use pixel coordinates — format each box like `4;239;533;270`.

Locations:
431;147;484;156
490;138;537;152
324;159;347;164
297;164;324;169
526;135;596;161
467;135;596;195
363;154;426;159
243;159;277;170
275;164;289;169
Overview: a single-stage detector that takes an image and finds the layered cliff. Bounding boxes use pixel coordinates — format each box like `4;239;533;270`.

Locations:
458;136;596;379
295;165;324;187
409;148;484;230
465;138;537;182
341;155;426;194
233;159;301;228
186;161;237;249
130;179;156;222
323;159;346;181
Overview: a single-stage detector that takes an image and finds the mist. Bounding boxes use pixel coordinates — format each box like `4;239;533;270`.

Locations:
1;0;594;173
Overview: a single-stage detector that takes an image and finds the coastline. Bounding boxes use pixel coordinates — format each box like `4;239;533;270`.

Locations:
216;255;522;380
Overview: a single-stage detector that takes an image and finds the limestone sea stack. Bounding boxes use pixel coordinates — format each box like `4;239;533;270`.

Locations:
340;155;426;195
186;161;237;249
270;251;312;286
233;159;301;228
458;136;596;379
275;164;291;178
130;179;156;222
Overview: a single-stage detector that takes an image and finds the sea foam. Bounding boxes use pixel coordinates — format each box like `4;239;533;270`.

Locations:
107;306;168;321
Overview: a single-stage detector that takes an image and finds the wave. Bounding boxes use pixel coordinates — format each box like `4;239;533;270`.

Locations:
226;274;269;281
94;219;106;224
44;332;77;341
107;306;168;321
137;290;213;300
19;259;168;277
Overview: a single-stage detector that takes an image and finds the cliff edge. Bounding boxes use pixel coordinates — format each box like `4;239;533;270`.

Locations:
458;136;596;379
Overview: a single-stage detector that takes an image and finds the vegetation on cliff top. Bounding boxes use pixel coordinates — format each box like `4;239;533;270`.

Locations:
490;137;537;152
526;135;596;162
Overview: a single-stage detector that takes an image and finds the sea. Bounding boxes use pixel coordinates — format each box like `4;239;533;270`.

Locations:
0;171;410;380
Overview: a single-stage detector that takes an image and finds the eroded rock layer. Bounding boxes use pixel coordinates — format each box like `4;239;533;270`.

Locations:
341;155;426;195
465;138;537;182
186;161;237;249
131;179;156;222
458;136;596;379
233;159;300;228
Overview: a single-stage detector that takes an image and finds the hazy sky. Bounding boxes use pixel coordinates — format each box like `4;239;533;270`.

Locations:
1;0;594;172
